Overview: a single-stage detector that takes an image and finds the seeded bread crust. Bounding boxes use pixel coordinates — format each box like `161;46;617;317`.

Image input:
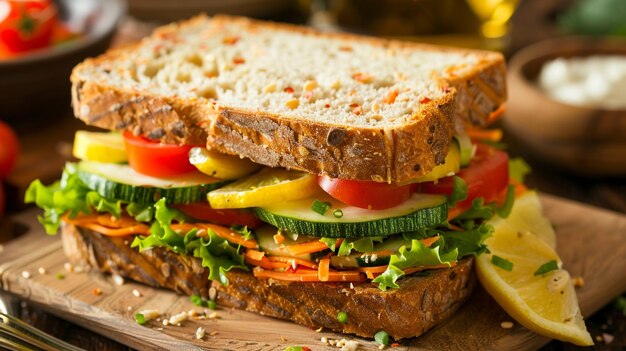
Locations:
71;15;506;183
61;222;476;340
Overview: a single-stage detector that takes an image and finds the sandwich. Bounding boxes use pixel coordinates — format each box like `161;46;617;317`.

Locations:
25;15;591;344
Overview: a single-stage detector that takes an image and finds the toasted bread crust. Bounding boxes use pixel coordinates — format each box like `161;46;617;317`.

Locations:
62;223;476;340
71;15;506;183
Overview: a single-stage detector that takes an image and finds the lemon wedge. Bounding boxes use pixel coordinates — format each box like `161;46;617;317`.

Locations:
476;191;592;346
189;147;260;180
208;168;318;209
72;131;127;163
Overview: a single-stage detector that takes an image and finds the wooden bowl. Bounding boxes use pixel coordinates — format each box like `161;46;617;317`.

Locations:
506;36;626;176
0;0;125;126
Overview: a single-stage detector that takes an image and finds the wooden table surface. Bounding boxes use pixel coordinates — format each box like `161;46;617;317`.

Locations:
1;15;625;351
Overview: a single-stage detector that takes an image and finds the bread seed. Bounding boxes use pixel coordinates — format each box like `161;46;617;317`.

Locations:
370;115;382;121
262;83;276;93
285;99;299;109
500;321;514;329
298;146;309;156
371;102;380;113
330;80;341;90
327;128;346;146
303;80;317;91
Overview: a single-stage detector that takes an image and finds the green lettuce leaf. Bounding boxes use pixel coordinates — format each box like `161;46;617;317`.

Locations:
131;199;247;285
336;237;380;256
319;237;338;251
442;222;493;258
372;238;457;290
25;164;158;234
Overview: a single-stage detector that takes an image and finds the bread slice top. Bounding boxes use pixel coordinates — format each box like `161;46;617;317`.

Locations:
72;15;506;183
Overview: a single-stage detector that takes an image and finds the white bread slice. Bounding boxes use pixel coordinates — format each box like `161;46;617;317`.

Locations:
71;15;506;183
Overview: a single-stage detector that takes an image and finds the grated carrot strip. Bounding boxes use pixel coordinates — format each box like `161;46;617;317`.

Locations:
318;258;330;282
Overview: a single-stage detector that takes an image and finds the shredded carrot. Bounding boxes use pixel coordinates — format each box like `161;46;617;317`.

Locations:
420;236;440;248
75;222;151;236
358;262;457;277
447;206;466;221
287;239;343;255
318;258;330;282
273;233;286;244
244;255;280;270
246;250;265;261
467;128;503;142
253;267;365;282
266;256;318;269
383;89;399;104
486;104;506;125
172;223;258;249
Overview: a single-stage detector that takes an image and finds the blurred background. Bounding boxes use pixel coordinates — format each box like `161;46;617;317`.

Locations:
0;0;624;350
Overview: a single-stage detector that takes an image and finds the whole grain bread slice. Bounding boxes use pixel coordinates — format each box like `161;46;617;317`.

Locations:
71;15;506;183
62;223;475;340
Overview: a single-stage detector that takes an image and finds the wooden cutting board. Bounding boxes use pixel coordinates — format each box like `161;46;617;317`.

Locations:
1;194;625;351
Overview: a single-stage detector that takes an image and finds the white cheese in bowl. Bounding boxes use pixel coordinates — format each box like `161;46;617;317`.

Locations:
538;55;626;109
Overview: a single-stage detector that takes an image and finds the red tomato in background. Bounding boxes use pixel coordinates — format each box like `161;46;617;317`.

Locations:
123;132;198;178
318;176;413;210
172;203;263;228
0;182;4;220
0;0;58;55
420;143;509;209
0;120;19;178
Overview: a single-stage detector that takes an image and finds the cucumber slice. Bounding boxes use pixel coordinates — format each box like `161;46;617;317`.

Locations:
254;193;447;238
330;237;409;268
255;226;319;261
75;161;230;204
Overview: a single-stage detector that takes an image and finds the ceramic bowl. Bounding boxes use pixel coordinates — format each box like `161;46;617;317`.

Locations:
506;36;626;176
0;0;125;125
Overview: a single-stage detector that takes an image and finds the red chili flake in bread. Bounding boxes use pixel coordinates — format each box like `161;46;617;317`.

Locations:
324;104;331;108
339;45;353;52
384;89;399;104
352;105;363;115
284;86;294;93
92;288;102;296
420;97;432;104
223;36;240;45
353;73;373;83
232;57;245;65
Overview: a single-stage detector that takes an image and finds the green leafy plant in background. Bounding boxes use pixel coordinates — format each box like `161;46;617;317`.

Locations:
559;0;626;36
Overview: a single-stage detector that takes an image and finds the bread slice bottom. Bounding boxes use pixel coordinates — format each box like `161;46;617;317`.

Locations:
61;223;475;340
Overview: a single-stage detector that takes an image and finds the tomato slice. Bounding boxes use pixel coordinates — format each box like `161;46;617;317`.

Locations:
172;203;263;228
123;132;198;178
317;176;413;210
420;143;509;209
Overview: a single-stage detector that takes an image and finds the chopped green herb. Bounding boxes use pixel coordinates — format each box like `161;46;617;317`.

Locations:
190;294;217;309
496;185;516;218
491;255;513;271
283;347;310;351
55;273;65;280
190;294;204;307
311;200;330;215
337;311;348;323
374;330;390;345
134;313;146;325
333;209;343;218
534;260;559;276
